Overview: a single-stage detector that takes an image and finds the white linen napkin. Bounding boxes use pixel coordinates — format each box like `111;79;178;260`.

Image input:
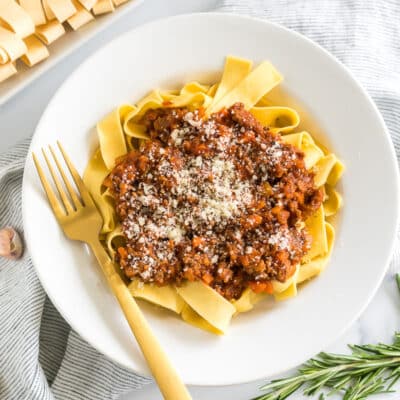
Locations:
1;1;399;399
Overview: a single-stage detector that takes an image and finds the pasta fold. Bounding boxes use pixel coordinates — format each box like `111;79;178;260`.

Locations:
0;0;35;38
21;34;49;66
129;281;185;314
176;281;236;334
207;60;283;113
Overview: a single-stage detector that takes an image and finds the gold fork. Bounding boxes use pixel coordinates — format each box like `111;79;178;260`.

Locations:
33;142;192;400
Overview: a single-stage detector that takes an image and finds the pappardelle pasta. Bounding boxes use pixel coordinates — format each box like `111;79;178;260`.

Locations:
84;56;344;335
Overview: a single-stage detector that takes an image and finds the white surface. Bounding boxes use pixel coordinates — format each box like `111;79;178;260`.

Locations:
0;0;144;105
1;1;399;399
22;10;400;389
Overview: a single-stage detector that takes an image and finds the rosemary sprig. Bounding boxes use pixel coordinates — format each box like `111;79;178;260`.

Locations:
254;274;400;400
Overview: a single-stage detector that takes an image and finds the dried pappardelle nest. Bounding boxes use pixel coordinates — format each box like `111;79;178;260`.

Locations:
0;0;133;83
83;56;344;335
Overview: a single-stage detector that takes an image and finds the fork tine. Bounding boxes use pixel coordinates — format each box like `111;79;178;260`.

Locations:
32;152;65;219
42;148;74;215
49;145;83;210
57;142;95;206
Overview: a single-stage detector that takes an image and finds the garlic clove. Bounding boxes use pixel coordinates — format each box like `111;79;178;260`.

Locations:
0;227;23;260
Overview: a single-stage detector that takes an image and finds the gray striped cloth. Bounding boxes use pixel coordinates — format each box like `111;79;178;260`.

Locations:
1;1;399;399
0;141;150;400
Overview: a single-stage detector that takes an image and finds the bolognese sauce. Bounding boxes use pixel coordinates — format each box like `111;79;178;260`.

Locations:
104;102;323;300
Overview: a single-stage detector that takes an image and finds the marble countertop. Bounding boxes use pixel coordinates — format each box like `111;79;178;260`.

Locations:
1;1;398;399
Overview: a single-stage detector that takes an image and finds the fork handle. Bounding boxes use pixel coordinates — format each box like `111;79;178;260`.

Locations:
89;241;192;400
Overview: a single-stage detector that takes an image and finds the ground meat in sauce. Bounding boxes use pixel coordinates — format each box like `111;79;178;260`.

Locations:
104;102;323;300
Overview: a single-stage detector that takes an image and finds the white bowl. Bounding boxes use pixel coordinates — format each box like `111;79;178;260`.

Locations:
22;13;400;386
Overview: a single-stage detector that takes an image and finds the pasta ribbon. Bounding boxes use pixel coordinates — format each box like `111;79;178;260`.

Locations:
105;224;124;258
0;26;27;63
98;105;133;169
176;281;236;334
92;0;115;15
314;154;344;187
35;20;65;45
77;0;97;11
323;185;343;217
123;86;214;140
67;1;94;30
129;281;185;314
282;131;324;168
42;0;77;23
207;61;283;114
305;206;328;260
180;304;223;335
250;106;300;134
211;55;253;105
274;281;298;302
19;0;46;26
84;56;343;334
21;35;49;67
0;61;16;82
327;159;345;186
232;288;266;314
298;223;335;283
83;149;116;234
179;81;210;96
271;266;299;301
113;0;130;5
161;90;212;109
0;0;35;38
